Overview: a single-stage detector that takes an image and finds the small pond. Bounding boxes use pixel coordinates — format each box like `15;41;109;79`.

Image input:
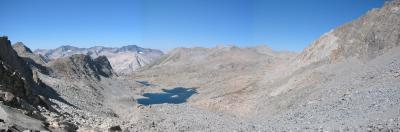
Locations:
136;80;154;86
137;87;197;105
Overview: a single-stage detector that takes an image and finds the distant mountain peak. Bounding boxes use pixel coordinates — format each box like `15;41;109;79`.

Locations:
12;42;33;53
59;45;77;48
117;45;149;53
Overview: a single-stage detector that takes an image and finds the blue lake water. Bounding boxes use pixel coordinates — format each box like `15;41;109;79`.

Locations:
137;87;197;105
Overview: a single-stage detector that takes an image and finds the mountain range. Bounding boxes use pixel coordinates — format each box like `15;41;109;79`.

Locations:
34;45;163;74
0;1;399;131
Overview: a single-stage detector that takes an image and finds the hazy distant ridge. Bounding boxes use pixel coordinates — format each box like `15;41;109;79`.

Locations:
34;45;164;74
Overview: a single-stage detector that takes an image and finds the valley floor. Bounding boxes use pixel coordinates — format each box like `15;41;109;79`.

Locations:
35;48;400;131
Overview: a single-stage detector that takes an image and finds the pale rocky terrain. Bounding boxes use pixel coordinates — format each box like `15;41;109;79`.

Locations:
0;1;399;131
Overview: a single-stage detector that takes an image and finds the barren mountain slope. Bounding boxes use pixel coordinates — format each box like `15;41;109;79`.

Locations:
247;1;400;130
252;47;400;131
259;0;400;103
297;1;400;67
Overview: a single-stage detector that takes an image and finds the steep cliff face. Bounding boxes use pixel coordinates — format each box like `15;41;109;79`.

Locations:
0;37;33;98
297;1;400;66
0;37;52;131
49;54;114;80
35;45;163;75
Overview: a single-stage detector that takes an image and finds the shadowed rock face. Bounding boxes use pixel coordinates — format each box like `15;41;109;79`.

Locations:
0;60;26;100
0;37;33;98
0;37;53;131
93;56;114;78
49;54;114;80
35;45;164;75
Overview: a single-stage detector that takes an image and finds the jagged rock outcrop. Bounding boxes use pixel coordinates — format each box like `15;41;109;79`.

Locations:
12;42;49;75
297;1;400;66
35;45;163;75
49;54;114;80
1;38;53;105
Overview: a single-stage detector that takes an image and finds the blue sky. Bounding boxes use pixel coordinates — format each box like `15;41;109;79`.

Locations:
0;0;384;52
